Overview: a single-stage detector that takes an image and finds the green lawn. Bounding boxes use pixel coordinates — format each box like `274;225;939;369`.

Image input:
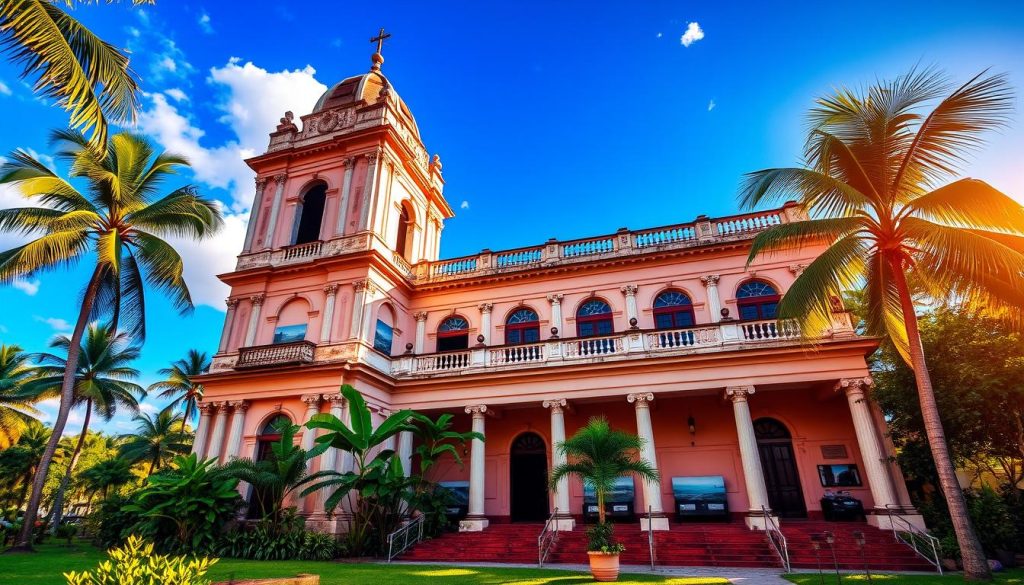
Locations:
784;569;1024;584
0;542;728;584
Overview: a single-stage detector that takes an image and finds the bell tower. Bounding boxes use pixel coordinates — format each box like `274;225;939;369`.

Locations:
237;29;453;268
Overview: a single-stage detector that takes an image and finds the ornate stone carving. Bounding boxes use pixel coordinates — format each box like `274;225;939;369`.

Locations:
353;279;367;293
620;284;638;296
366;151;380;165
835;376;873;396
626;392;654;406
300;394;322;406
198;402;217;416
255;177;268;190
413;311;428;322
547;293;563;305
788;264;808;277
343;156;356;169
543;398;567;414
324;284;340;295
228;400;250;412
324;393;346;405
478;303;493;314
465;404;488;417
724;386;756;401
274;174;287;185
225;298;240;309
250;294;265;306
700;274;721;287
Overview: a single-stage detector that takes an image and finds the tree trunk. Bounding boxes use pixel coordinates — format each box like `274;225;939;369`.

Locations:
147;456;157;476
11;267;103;552
180;397;192;436
890;256;991;581
49;403;92;534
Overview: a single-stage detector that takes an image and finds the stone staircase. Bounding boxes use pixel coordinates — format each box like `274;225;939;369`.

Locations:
781;521;939;572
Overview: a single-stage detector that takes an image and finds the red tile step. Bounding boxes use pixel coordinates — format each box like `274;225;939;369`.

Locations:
781;521;938;572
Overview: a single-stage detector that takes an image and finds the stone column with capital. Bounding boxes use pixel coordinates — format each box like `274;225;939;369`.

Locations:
478;303;493;345
349;281;368;340
335;157;356;236
224;400;250;462
836;377;924;529
460;405;489;531
320;284;339;343
218;299;239;353
543;399;574;530
192;402;215;457
299;394;322;514
262;174;287;249
725;386;776;529
397;430;414;478
243;294;265;347
358;152;380;231
621;285;639;328
701;275;722;322
627;393;669;530
313;393;345;520
413;311;428;353
243;178;268;252
547;294;564;338
204;402;229;462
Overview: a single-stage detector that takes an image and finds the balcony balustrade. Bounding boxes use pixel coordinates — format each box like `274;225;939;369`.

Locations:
236;340;316;368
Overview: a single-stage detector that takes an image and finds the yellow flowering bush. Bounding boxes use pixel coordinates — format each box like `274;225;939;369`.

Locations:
65;535;217;585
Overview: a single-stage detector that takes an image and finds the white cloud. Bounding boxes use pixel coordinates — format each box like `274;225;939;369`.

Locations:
708;99;716;111
460;200;470;210
198;12;213;34
34;315;72;332
165;208;248;309
0;81;10;96
655;32;663;39
139;402;159;413
164;88;188;102
12;278;39;295
681;22;705;47
157;56;177;73
126;26;140;38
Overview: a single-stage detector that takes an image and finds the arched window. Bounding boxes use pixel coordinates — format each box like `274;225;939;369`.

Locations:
576;299;614;338
250;414;292;518
736;280;780;321
292;183;327;245
373;304;395;355
653;290;696;330
437;316;469;352
505;308;540;344
394;202;414;261
272;298;310;344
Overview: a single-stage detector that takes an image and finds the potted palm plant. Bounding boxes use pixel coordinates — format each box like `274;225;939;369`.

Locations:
549;417;659;582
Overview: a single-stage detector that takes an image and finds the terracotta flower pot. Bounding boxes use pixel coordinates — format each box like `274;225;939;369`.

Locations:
587;551;621;582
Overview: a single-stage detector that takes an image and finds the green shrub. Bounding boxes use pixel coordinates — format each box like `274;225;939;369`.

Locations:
64;535;217;585
968;485;1015;555
216;510;341;561
91;494;140;549
55;522;78;545
586;522;625;553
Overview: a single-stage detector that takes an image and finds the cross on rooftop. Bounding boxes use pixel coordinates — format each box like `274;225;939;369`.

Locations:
371;28;391;56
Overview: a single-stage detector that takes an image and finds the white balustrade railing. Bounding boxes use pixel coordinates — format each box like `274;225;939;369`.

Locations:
635;225;696;248
415;350;472;372
281;240;322;261
496;247;543;268
432;257;478;277
715;212;782;236
740;319;800;341
565;335;623;358
490;343;545;365
391;251;413;275
647;326;720;350
562;237;615;258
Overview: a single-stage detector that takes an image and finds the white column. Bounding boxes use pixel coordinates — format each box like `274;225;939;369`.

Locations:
359;285;377;343
224;400;250;462
204;402;229;462
300;394;322;514
836;377;905;528
478;303;493;345
547;294;563;338
335;157;355;236
349;281;367;340
621;285;639;328
243;178;267;252
413;311;428;353
725;386;775;530
461;404;489;531
544;399;574;530
397;430;414;477
358;152;379;231
701;275;722;322
627;392;669;530
317;393;345;516
243;294;265;347
320;284;339;343
218;298;239;353
262;174;287;249
191;403;215;457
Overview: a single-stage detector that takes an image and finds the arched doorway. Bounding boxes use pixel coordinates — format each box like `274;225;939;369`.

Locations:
510;432;549;522
293;183;327;245
754;418;807;518
248;414;291;519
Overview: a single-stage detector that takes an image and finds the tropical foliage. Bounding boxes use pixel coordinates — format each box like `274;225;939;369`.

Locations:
216;509;342;561
118;408;190;474
79;457;134;501
147;349;209;434
0;130;222;548
0;344;41;448
549;417;658;552
740;67;1022;580
0;420;51;509
64;535;217;585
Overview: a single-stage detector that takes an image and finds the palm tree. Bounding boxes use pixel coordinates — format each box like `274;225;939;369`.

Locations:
0;131;222;549
0;0;148;149
0;420;50;509
0;344;41;448
27;323;143;532
119;408;190;475
79;457;133;501
549;417;658;545
739;68;1023;581
148;350;210;435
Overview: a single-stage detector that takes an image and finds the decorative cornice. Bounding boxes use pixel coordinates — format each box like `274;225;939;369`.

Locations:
547;293;563;305
724;386;755;402
700;274;721;287
626;392;654;406
620;284;638;296
542;398;567;414
465;404;488;417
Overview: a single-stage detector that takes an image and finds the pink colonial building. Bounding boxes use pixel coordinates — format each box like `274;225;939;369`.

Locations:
193;45;926;544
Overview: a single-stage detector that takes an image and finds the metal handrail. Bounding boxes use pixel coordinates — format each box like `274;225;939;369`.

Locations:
887;505;942;574
538;508;560;567
762;506;791;572
646;505;656;569
386;514;426;563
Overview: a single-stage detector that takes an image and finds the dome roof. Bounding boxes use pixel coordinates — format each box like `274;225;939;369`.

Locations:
311;70;420;139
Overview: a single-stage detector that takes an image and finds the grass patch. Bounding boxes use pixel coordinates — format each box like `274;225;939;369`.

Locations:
0;541;729;584
784;568;1024;584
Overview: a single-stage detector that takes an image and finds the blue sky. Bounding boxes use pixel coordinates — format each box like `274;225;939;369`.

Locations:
0;0;1021;435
